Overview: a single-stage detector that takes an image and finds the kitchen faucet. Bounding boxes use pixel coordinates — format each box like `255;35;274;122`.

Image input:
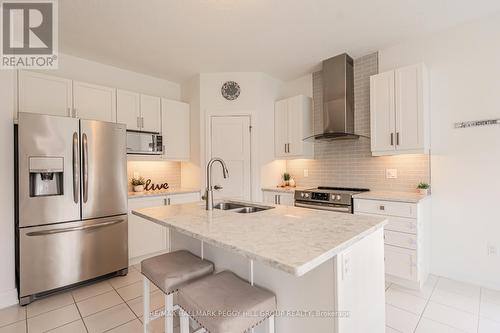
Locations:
204;157;229;210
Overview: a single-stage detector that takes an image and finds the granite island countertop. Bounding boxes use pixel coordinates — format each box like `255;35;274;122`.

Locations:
128;188;200;199
133;201;387;277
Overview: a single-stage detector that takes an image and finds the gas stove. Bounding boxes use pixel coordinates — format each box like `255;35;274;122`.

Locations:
294;187;369;213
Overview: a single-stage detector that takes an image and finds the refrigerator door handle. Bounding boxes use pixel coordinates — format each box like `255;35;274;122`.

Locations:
82;133;89;203
72;132;79;204
25;219;125;236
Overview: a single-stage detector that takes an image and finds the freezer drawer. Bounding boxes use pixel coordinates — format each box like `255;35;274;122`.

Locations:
19;215;128;298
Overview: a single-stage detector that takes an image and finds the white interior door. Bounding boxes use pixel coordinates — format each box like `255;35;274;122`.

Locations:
210;116;251;201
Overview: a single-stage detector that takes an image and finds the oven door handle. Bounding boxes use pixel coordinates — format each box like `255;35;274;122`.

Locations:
294;202;351;213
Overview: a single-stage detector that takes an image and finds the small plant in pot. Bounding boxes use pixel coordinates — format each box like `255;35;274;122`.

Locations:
417;182;430;195
283;173;291;186
131;177;146;192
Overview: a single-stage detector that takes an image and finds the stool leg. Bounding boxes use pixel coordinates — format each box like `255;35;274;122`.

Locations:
268;314;275;333
143;276;150;333
165;293;174;333
180;308;190;333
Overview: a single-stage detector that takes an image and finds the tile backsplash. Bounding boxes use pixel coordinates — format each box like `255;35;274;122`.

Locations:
286;52;431;192
127;160;181;192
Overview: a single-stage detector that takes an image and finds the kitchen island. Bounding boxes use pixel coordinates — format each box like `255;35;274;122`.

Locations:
133;201;387;333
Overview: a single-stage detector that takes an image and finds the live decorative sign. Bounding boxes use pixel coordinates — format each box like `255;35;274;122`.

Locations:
144;179;169;191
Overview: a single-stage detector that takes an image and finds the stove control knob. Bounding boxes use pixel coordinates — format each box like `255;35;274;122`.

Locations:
304;193;310;198
300;193;305;198
336;195;342;201
331;194;336;200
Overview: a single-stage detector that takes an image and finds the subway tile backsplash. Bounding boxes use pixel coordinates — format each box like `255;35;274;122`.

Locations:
127;160;181;192
286;52;431;192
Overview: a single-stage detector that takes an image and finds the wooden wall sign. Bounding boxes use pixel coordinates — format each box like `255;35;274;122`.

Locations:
144;179;169;191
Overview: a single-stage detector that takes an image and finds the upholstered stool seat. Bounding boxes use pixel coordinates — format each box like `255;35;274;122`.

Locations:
141;250;214;333
178;271;276;333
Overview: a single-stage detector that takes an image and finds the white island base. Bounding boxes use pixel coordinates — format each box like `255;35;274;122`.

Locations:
170;228;385;333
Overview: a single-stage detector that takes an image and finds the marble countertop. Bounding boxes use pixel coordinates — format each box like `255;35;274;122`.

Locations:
353;191;430;203
128;188;200;199
261;186;307;193
133;201;386;277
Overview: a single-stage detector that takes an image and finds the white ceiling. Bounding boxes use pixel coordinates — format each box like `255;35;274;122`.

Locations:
59;0;500;83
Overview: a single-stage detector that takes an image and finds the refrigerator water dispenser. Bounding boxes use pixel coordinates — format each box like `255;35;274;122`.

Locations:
29;157;64;197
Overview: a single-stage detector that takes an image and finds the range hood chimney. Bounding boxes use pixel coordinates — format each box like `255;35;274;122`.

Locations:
311;53;359;141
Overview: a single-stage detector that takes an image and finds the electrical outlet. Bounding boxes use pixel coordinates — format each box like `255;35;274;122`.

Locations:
386;169;398;179
303;169;309;177
487;244;497;256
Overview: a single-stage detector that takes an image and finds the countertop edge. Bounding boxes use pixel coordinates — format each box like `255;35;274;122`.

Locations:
128;189;201;199
352;191;430;204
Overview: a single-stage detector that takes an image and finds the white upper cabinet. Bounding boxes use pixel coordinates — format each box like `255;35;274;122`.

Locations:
117;91;161;132
140;94;161;133
73;81;116;122
116;90;141;130
161;99;190;161
18;71;73;117
370;64;429;156
274;95;313;159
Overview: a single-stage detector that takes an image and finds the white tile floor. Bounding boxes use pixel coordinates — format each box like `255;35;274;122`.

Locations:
1;269;499;333
385;275;500;333
0;265;179;333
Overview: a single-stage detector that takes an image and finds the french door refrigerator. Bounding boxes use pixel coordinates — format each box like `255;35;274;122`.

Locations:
16;112;129;305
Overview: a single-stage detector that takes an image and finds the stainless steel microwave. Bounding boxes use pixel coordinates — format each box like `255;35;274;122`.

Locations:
126;130;164;155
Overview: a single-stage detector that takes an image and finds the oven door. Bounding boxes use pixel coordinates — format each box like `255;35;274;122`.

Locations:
295;201;352;213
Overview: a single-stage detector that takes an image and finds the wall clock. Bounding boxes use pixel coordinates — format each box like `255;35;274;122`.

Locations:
221;81;241;101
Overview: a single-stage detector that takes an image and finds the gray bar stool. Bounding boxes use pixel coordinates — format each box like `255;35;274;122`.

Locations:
141;250;214;333
177;271;277;333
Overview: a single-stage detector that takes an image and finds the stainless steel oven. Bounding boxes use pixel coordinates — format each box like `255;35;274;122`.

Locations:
294;187;369;213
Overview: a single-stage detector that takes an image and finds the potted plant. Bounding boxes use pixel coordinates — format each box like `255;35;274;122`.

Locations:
283;172;291;186
417;182;430;195
131;177;146;192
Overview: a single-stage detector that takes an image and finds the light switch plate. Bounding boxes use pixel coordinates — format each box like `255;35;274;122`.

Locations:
386;169;398;179
303;169;309;177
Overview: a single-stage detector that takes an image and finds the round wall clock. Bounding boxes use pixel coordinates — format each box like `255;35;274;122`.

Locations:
221;81;241;101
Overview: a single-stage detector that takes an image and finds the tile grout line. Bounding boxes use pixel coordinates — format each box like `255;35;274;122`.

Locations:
102;318;138;333
412;276;440;333
110;270;142;330
71;291;89;333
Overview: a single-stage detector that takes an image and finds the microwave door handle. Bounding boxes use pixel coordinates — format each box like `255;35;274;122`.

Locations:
72;132;79;204
82;133;88;203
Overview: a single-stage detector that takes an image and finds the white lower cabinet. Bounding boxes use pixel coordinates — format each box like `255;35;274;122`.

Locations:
128;192;200;262
354;197;430;289
262;190;294;206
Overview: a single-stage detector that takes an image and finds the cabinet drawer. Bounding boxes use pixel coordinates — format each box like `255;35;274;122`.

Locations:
385;216;418;234
385;230;417;250
354;199;417;218
385;245;417;281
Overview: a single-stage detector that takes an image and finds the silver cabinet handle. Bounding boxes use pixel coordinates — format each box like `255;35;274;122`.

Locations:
72;132;79;204
390;133;394;146
278;195;281;205
274;195;277;204
214;185;223;190
140;117;144;129
26;219;125;236
82;133;89;203
168;198;171;205
379;205;385;211
396;132;400;146
287;144;290;153
137;117;141;129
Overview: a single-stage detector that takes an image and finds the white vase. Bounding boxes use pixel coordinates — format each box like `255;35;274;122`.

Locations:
418;188;428;195
134;185;144;192
289;178;296;187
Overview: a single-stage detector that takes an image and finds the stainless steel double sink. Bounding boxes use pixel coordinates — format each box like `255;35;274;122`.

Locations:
213;201;274;214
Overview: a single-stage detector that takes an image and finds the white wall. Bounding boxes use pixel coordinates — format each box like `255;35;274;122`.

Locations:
0;56;181;309
379;12;500;289
181;72;286;201
279;73;313;99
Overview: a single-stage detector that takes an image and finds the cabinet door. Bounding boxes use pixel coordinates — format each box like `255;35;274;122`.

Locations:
287;96;304;156
128;197;167;259
370;71;396;154
140;94;161;133
73;81;116;122
161;99;190;161
263;191;277;205
278;193;295;206
116;90;141;130
384;245;418;281
167;192;200;205
18;71;72;117
274;99;289;157
395;64;424;151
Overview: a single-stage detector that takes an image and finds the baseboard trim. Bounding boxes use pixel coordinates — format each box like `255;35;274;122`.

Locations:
0;288;18;309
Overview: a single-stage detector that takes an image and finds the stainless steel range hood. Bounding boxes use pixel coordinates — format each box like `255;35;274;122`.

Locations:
310;53;359;141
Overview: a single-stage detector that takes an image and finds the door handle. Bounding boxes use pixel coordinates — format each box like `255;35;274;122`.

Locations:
274;195;277;204
26;219;125;236
396;132;400;146
72;132;79;204
137;117;141;129
278;195;281;204
390;133;394;146
82;133;89;203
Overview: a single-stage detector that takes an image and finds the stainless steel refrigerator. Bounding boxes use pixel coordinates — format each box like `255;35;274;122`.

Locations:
16;112;129;305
